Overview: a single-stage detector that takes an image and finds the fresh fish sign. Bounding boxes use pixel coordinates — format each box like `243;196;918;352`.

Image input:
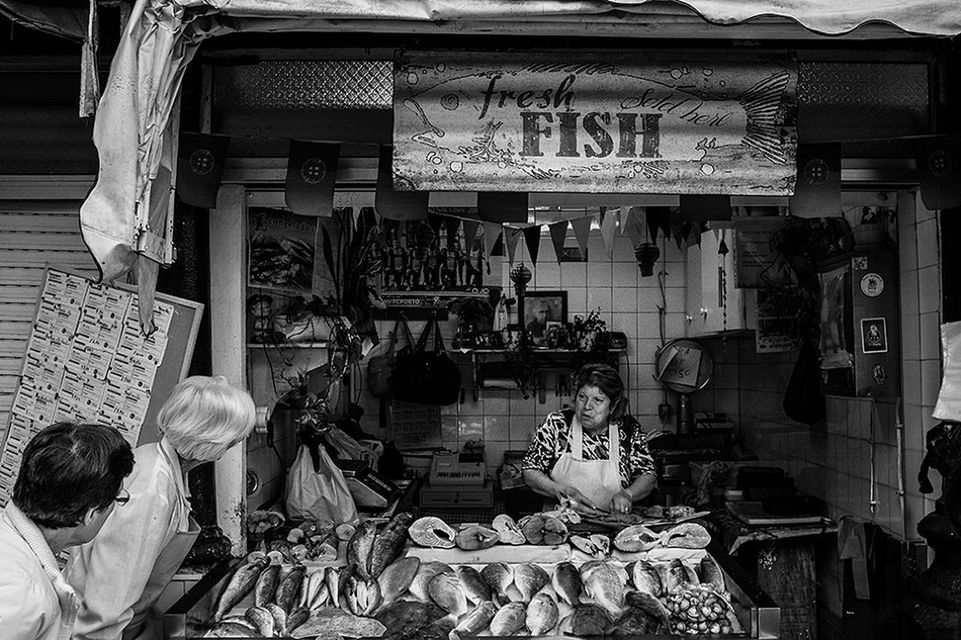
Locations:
393;51;798;194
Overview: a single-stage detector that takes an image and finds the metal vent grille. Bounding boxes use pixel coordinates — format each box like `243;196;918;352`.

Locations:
214;59;393;111
798;62;929;136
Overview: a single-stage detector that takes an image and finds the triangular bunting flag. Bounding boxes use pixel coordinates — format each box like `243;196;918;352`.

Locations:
462;219;479;249
522;225;542;265
915;135;961;210
504;227;522;263
645;206;671;242
790;143;841;218
285;140;339;217
478;192;529;223
549;221;568;263
375;146;428;220
679;195;731;222
176;132;230;208
570;216;592;256
599;209;617;259
483;223;502;258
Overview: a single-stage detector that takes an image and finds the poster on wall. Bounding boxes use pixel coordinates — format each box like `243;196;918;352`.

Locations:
248;207;318;294
394;51;798;194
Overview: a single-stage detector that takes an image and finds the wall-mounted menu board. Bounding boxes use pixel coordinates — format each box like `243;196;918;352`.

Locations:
0;268;203;505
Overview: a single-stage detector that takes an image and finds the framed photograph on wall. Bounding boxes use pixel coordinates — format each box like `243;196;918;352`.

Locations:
520;291;568;346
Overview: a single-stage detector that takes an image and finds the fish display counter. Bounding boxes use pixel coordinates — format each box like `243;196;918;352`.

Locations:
163;511;780;639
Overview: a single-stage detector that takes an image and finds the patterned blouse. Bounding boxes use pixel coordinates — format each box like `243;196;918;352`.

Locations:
522;409;657;487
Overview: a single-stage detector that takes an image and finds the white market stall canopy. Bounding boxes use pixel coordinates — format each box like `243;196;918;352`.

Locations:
2;0;959;330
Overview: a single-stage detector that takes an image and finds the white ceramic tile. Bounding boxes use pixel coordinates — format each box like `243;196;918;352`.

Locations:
611;312;635;335
587;261;613;287
612;261;639;287
916;218;939;269
900;311;921;362
612;288;638;313
560;262;587;287
534;262;561;287
899;221;919;271
918;265;941;314
921;359;943;409
567;288;588;315
484;415;510;441
900;266;919;314
588;288;613;311
920;311;942;361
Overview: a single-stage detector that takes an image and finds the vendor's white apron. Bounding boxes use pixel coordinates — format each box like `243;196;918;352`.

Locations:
549;416;622;511
123;515;200;640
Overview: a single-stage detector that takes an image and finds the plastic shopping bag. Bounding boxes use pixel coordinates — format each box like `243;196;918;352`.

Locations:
934;321;961;422
286;444;358;525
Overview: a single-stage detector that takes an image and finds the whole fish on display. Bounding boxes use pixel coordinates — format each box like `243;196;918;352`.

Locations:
253;564;281;608
377;556;421;611
214;557;268;620
275;565;306;613
526;592;559;635
552;561;583;607
347;520;378;580
369;512;415;578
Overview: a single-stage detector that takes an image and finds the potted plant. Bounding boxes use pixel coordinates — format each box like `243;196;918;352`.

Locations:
572;308;608;352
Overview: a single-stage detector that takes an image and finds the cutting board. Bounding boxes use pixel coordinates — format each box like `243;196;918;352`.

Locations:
726;501;823;526
404;544;570;565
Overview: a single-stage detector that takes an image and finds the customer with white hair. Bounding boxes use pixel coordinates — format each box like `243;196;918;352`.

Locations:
65;376;256;640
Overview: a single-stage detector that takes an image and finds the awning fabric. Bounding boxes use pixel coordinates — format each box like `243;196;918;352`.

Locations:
34;0;959;328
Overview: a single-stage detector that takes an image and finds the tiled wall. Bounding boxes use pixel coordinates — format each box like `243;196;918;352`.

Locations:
702;192;941;620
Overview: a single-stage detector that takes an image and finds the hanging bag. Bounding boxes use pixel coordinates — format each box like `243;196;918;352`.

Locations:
390;314;462;406
286;442;358;525
366;317;410;399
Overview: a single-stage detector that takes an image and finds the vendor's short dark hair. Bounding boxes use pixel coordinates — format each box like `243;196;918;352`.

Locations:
13;422;134;529
574;363;627;420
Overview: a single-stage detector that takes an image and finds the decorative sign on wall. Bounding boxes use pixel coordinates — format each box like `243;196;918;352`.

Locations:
394;51;798;195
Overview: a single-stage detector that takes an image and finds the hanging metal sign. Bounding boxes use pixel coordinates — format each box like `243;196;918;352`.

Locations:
393;51;798;195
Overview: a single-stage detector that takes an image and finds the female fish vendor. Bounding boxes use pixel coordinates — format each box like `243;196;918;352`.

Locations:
65;376;256;640
522;363;657;514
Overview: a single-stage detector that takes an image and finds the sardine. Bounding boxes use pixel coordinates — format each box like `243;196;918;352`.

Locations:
254;564;281;608
214;558;268;620
513;563;550;603
489;601;527;636
275;565;306;613
305;569;329;611
455;565;491;604
344;568;383;617
581;562;625;617
552;561;583;607
630;560;663;597
325;565;344;609
244;605;275;637
264;603;287;637
285;606;310;635
480;562;513;605
347;520;378;580
525;592;559;635
450;601;496;640
428;571;468;617
377;557;421;610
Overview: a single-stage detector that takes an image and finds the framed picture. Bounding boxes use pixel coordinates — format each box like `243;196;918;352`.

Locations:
520;291;568;346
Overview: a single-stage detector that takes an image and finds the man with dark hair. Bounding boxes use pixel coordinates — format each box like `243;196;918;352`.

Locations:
0;422;134;640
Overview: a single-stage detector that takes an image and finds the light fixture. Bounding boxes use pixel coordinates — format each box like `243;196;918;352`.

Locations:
509;263;532;296
634;242;660;277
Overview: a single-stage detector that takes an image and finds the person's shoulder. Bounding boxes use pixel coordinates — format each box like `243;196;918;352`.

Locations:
618;414;643;435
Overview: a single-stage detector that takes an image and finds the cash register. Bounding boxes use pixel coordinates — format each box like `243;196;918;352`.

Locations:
420;451;493;508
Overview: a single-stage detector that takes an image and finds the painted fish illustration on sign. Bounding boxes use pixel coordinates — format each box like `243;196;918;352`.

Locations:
394;51;798;195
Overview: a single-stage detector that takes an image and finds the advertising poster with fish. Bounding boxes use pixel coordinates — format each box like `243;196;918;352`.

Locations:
394;51;798;194
248;207;318;294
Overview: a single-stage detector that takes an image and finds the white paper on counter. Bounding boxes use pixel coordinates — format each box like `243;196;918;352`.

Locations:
934;321;961;422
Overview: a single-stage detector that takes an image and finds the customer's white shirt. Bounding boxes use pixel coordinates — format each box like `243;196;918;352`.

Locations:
0;503;76;640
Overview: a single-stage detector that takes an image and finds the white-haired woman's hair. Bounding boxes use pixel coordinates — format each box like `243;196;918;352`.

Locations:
158;376;256;462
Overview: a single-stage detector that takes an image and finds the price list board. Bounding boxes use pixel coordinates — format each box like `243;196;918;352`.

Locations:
0;269;203;505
